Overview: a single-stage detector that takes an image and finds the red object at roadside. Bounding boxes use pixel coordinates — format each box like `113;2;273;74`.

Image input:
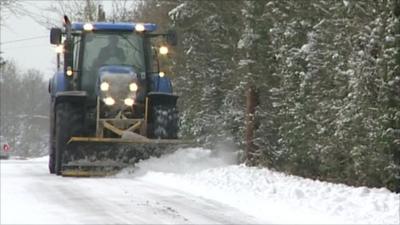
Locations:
3;144;10;152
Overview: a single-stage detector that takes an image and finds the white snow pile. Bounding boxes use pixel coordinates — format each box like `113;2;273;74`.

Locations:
118;147;237;176
118;147;400;224
27;155;48;161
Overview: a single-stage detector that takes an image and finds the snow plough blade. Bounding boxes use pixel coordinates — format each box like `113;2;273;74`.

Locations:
61;137;192;177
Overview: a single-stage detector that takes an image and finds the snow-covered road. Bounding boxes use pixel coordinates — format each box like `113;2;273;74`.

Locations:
0;158;260;224
1;147;399;224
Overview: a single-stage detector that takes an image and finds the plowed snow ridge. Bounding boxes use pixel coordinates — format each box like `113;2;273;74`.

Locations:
118;147;400;224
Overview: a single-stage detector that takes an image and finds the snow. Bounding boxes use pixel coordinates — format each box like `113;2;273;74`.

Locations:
300;43;312;53
2;147;399;224
1;155;260;224
120;147;400;224
238;59;255;67
168;3;187;21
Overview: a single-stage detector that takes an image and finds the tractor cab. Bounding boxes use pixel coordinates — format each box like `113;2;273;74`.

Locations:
50;21;175;100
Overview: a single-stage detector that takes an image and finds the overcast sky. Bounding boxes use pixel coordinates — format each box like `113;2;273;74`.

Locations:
1;1;113;79
1;1;54;78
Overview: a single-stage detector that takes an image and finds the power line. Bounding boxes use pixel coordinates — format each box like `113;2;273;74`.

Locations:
2;43;50;51
1;35;48;45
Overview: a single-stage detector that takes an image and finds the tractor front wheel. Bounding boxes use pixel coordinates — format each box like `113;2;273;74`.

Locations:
151;105;179;139
54;102;83;175
49;101;57;174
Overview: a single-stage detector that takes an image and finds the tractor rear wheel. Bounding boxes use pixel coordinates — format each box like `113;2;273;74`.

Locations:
54;102;83;175
151;105;179;139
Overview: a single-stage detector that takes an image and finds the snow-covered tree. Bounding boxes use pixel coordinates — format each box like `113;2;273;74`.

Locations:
0;62;49;157
123;0;400;191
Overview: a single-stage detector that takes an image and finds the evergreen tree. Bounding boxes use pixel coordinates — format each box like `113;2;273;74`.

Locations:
129;0;400;191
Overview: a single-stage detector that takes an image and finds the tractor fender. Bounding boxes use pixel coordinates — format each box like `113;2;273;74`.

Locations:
55;91;87;105
52;91;86;133
147;92;178;107
149;75;173;93
50;71;66;98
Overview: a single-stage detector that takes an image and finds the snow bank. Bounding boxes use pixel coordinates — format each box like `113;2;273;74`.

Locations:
119;148;400;224
28;155;48;161
118;147;236;176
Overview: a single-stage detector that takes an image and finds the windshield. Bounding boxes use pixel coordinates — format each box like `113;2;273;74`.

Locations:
81;32;144;95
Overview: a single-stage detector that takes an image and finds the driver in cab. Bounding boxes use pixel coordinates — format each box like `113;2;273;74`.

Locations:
95;35;126;68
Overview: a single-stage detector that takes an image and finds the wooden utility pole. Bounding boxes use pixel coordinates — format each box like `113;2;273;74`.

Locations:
245;85;258;165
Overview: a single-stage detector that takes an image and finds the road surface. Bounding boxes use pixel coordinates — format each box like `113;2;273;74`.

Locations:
2;148;397;224
0;158;263;224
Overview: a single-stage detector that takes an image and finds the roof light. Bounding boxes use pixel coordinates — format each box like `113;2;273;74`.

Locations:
159;46;168;55
135;24;145;32
83;23;94;31
159;72;165;77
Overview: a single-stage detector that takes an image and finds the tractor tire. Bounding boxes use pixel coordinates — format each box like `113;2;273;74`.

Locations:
54;103;83;175
49;103;56;174
49;135;56;174
152;105;179;139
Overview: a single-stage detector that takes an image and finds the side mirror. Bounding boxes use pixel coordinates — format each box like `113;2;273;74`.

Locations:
166;30;177;46
50;28;62;45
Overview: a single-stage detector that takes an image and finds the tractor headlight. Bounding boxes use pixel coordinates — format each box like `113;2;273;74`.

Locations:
100;82;110;91
66;67;73;76
124;98;134;106
129;83;138;92
103;97;115;106
83;23;94;31
159;46;169;55
135;24;145;32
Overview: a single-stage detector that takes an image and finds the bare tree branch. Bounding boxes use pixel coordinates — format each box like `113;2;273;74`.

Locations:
25;0;103;29
0;0;29;27
111;0;138;22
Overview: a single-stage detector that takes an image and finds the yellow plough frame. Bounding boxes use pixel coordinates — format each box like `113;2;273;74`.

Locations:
61;97;191;177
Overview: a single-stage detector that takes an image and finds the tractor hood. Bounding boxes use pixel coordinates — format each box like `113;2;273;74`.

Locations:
96;66;139;108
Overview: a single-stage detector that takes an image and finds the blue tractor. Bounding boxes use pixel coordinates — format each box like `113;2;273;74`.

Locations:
48;16;182;176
